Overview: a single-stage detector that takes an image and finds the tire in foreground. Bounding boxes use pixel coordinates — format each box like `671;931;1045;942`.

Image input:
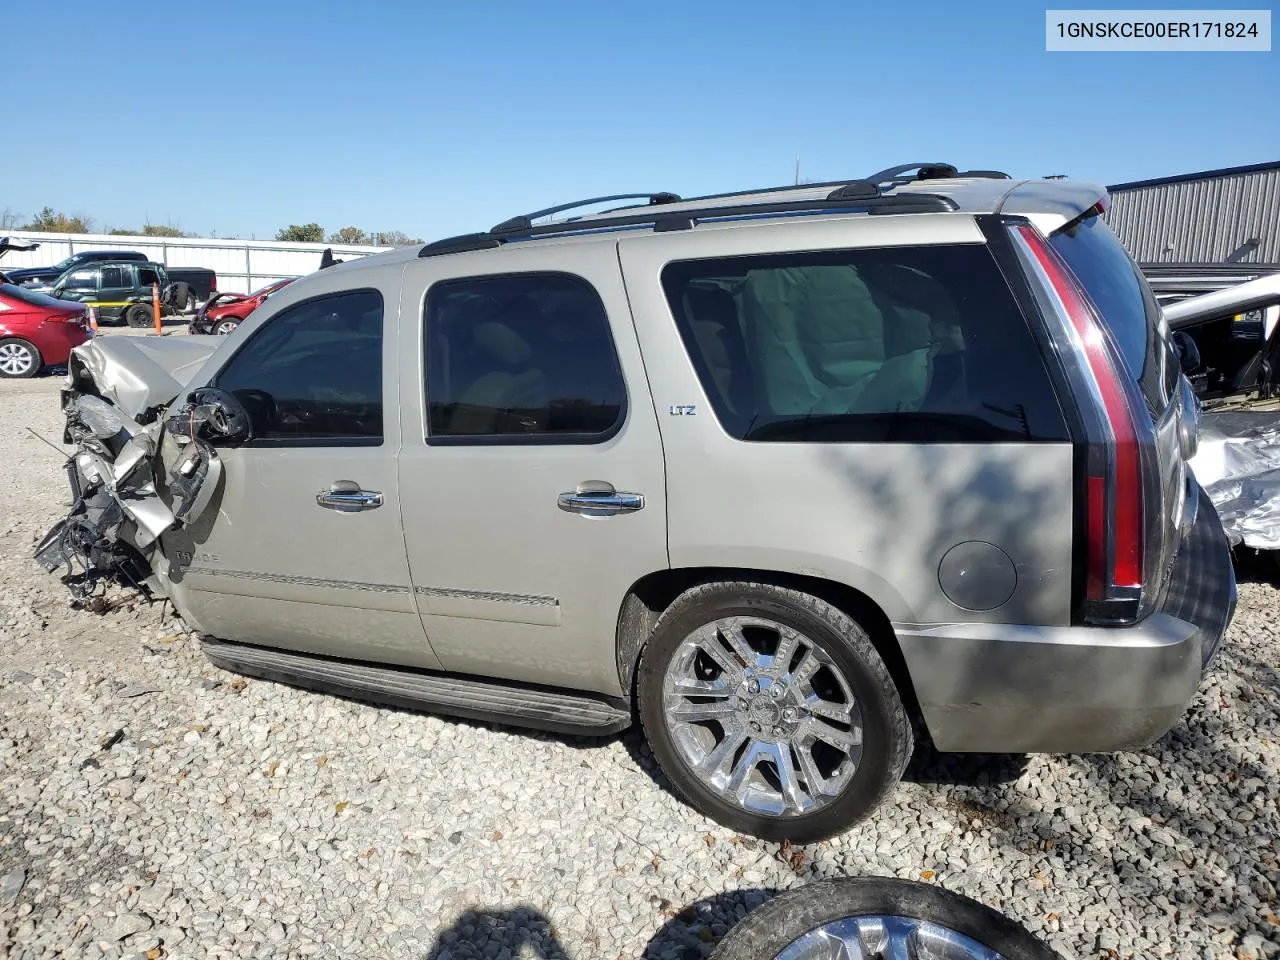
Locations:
711;878;1062;960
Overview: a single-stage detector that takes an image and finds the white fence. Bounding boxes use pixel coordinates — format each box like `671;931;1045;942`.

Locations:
2;231;394;295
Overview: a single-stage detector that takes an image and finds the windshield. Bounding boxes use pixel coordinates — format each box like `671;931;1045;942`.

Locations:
52;255;79;271
0;283;78;308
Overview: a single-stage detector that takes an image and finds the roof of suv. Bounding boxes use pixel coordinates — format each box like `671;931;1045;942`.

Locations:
319;167;1108;279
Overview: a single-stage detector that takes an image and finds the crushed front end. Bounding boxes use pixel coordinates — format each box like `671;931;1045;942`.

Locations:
34;339;231;606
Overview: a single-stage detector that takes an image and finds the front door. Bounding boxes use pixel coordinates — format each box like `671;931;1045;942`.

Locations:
53;268;101;313
161;282;441;670
395;243;669;698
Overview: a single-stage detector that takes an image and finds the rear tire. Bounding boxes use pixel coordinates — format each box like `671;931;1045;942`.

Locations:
125;304;155;328
0;338;41;378
637;581;912;843
710;878;1062;960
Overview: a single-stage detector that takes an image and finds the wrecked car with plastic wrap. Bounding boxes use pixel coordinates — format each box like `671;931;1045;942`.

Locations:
1173;271;1280;560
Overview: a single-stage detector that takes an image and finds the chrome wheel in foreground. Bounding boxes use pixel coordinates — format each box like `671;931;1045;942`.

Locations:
662;616;863;817
0;342;36;377
776;915;1007;960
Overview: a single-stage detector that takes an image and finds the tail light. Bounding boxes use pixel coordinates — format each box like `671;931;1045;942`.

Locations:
210;273;217;292
1012;224;1149;619
43;312;82;324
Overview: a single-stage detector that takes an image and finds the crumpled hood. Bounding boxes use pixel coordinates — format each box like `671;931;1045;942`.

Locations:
69;336;219;418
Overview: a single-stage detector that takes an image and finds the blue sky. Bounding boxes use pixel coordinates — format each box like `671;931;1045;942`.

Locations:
6;0;1277;241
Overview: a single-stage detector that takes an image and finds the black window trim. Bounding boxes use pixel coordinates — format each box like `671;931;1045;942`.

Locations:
421;269;629;447
659;240;1072;445
209;286;387;449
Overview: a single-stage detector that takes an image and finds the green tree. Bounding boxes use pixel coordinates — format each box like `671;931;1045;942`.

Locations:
327;226;369;244
275;223;325;242
369;230;423;246
24;207;94;233
108;228;136;235
142;223;187;237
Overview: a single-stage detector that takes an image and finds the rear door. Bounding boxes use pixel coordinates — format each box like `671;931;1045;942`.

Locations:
395;242;668;698
96;264;134;319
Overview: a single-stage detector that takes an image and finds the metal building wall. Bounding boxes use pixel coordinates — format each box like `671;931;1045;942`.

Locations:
1106;165;1280;265
2;231;393;293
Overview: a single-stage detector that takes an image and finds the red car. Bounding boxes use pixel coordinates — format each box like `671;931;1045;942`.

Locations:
0;282;91;379
190;277;296;335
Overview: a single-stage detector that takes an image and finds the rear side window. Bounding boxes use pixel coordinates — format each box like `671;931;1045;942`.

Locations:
99;266;127;288
1049;208;1171;411
424;272;626;443
214;289;384;444
662;244;1068;443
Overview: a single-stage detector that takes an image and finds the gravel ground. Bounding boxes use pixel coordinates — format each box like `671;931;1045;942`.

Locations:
2;353;1279;960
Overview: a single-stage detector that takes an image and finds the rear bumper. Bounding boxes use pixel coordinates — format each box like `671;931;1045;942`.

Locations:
898;486;1235;753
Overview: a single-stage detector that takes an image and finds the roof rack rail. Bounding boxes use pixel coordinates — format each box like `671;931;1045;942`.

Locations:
951;169;1012;180
418;181;958;259
866;162;1010;185
867;163;957;185
491;193;681;235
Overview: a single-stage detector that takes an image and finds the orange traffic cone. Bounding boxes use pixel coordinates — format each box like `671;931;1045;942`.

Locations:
87;306;98;334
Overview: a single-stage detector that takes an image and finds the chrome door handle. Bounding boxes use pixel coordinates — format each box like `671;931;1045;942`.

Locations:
316;480;383;513
558;481;644;516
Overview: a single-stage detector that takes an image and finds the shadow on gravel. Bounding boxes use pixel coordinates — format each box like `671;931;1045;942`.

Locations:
901;733;1029;787
1232;547;1280;586
422;888;780;959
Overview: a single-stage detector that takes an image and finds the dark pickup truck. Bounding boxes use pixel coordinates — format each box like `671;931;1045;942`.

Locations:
44;260;204;327
4;249;150;286
14;250;217;307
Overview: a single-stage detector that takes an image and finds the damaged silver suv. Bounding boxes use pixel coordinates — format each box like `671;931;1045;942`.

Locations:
37;164;1236;842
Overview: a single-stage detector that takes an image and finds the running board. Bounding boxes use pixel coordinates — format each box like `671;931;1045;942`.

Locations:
200;638;632;736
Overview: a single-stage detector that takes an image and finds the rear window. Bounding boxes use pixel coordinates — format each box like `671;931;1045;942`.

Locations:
1049;208;1171;411
661;244;1068;443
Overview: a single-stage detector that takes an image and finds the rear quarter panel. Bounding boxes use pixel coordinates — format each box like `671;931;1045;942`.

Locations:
618;215;1075;627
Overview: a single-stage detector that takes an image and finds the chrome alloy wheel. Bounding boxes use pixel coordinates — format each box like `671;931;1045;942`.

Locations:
0;342;36;377
662;616;863;817
775;915;1007;960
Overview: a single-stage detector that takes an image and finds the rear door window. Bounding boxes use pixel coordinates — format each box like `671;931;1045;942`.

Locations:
1049;208;1173;412
99;265;128;289
424;272;626;443
661;244;1068;443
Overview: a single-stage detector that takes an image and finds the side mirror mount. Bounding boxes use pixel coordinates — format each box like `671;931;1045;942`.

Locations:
1172;331;1201;374
167;387;254;444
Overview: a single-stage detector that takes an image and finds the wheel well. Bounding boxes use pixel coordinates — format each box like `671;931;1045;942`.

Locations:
615;567;924;728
